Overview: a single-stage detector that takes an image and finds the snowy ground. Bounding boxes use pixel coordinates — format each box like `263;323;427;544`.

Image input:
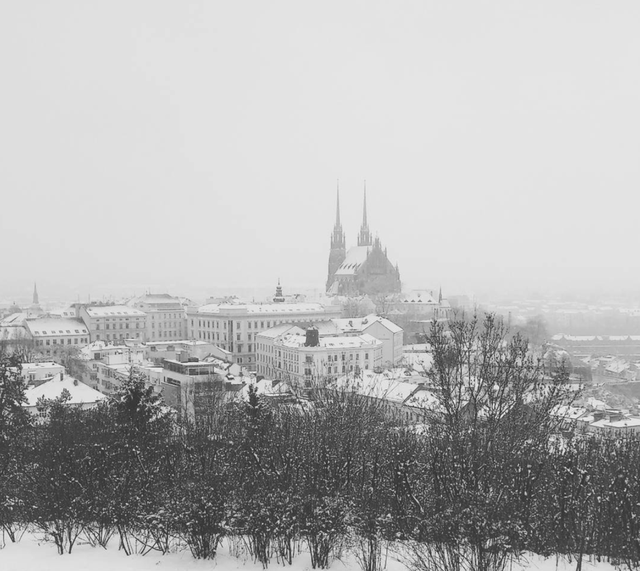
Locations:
0;533;619;571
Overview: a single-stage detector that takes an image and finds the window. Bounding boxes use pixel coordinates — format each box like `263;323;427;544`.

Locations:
248;322;252;329
236;334;241;341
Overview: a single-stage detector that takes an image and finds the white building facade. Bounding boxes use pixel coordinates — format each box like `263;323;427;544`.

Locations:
25;318;90;357
332;314;403;366
128;294;187;341
256;327;383;388
79;305;147;343
187;302;342;370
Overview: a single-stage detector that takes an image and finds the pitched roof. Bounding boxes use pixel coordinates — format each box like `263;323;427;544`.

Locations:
84;305;146;317
334;246;371;276
332;314;403;334
24;375;106;407
26;318;89;337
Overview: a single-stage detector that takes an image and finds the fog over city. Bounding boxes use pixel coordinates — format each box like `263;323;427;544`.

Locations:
2;2;639;304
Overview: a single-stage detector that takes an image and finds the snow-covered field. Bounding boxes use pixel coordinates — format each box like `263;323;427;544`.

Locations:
0;533;619;571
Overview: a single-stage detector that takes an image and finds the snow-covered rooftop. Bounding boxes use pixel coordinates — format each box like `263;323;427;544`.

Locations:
334;246;371;275
84;306;146;318
23;375;106;407
332;314;403;334
277;333;381;350
26;318;88;337
333;370;423;404
257;324;304;339
197;303;330;315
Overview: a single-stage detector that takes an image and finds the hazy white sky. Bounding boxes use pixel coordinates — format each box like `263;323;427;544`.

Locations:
1;1;639;302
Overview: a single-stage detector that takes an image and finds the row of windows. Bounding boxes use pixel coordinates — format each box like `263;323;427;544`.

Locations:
151;322;182;329
96;322;141;330
36;337;89;346
195;318;300;332
95;333;141;341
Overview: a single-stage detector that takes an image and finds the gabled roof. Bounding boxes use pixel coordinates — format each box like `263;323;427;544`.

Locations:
24;375;106;407
332;313;403;334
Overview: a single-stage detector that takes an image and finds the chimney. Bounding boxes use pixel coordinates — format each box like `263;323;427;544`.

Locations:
304;326;319;347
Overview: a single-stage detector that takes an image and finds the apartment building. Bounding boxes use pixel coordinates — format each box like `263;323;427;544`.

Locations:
256;326;382;388
128;293;187;341
79;305;147;342
187;301;342;370
25;318;90;357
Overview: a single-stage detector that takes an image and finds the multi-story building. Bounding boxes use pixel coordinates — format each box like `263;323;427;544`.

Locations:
256;326;383;388
332;314;403;366
25;318;90;357
187;299;342;370
160;358;244;421
79;305;147;343
128;293;187;341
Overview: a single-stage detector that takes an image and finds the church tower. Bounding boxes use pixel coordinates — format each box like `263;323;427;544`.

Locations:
326;184;346;292
357;183;373;247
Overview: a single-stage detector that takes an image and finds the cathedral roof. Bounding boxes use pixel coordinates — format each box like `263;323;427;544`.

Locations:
334;246;371;276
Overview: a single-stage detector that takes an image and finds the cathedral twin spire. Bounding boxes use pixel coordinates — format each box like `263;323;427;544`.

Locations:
331;181;372;249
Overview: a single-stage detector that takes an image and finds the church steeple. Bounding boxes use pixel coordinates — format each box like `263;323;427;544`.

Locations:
327;181;347;292
331;182;345;249
33;282;39;306
357;182;372;246
273;278;285;303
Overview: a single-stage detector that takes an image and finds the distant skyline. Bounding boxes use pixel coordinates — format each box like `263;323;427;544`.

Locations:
2;2;639;302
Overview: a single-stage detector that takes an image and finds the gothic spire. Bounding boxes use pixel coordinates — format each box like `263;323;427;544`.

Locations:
32;282;39;305
357;181;372;246
331;181;345;250
362;181;368;226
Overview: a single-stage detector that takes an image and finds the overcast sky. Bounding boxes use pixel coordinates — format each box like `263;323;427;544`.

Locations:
1;1;639;303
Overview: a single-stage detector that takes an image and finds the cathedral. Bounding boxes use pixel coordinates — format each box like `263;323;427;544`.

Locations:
326;186;401;296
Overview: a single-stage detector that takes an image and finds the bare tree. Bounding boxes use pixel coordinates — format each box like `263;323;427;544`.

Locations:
407;313;574;571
